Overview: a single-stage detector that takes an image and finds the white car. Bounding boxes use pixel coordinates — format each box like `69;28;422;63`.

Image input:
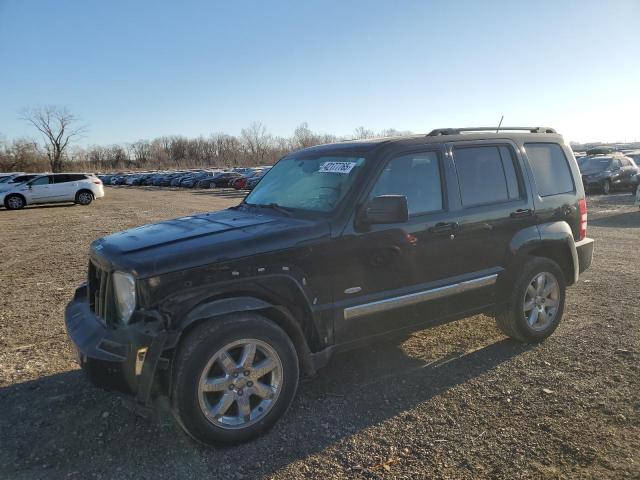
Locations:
0;173;37;192
0;173;104;210
0;172;25;184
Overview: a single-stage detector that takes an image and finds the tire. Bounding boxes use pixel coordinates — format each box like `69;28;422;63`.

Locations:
75;190;94;206
602;180;611;195
496;257;566;343
5;194;25;210
172;313;299;445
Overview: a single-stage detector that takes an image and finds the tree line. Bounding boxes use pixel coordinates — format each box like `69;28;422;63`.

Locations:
0;106;412;173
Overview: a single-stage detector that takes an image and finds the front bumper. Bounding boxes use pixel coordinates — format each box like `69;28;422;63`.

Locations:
65;284;170;402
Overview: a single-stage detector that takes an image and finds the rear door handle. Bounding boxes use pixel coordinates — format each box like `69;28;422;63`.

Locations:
510;209;533;218
429;221;459;234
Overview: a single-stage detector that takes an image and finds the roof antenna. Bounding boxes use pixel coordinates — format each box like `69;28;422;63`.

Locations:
496;115;504;133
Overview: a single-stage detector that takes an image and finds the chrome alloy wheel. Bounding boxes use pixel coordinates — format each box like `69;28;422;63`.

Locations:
523;272;560;331
78;192;93;205
197;339;283;429
7;196;24;209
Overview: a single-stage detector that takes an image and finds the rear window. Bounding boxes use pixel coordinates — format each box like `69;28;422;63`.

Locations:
525;143;574;197
453;145;521;207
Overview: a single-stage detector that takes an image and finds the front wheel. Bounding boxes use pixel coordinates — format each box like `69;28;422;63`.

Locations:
496;257;566;343
172;313;299;445
5;194;25;210
602;180;611;195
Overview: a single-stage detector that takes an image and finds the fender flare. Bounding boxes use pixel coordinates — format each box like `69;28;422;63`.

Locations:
170;295;316;375
508;221;579;285
180;296;274;330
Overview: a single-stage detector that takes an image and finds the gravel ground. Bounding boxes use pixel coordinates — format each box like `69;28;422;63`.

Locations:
0;187;638;479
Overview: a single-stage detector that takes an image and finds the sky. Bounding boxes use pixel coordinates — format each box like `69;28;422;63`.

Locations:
0;0;638;146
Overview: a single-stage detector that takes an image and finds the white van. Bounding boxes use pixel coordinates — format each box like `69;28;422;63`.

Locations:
0;173;105;210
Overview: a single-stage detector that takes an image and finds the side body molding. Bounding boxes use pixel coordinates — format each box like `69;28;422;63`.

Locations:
343;274;498;321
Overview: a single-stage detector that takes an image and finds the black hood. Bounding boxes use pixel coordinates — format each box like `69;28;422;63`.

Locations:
91;208;330;278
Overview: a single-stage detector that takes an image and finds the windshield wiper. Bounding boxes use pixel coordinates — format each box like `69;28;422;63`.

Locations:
259;203;294;216
243;202;293;216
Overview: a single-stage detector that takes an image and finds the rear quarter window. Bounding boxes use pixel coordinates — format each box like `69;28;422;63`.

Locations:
524;143;574;197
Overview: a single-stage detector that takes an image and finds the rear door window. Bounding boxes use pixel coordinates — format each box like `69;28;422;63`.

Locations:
524;143;574;196
54;174;86;183
452;145;521;207
52;174;70;183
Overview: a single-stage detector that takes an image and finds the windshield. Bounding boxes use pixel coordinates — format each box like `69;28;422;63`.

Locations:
8;175;36;184
0;176;15;184
579;157;612;172
244;155;366;212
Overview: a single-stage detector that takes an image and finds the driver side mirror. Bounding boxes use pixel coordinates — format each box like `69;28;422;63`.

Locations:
358;195;409;226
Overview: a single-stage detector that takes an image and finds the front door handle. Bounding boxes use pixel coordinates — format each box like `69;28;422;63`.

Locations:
429;221;459;234
510;208;533;218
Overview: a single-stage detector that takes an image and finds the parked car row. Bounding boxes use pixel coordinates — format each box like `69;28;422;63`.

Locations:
577;151;639;194
97;166;271;191
0;172;104;210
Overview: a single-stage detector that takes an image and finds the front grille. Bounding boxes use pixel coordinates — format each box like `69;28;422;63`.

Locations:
88;261;115;324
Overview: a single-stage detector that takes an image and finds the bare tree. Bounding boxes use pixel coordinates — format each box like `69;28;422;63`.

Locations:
353;126;375;140
241;121;272;164
292;122;318;149
0;137;47;172
128;140;152;165
20;106;87;172
2;120;419;173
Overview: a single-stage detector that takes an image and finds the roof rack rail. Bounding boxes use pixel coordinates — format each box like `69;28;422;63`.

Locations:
427;127;557;136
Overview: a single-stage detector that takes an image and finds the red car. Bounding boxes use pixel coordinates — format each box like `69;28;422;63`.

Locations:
231;176;248;190
232;172;262;190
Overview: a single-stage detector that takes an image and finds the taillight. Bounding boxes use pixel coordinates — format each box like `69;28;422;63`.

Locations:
93;180;102;184
578;198;587;241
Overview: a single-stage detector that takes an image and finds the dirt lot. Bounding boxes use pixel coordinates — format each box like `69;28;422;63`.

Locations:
0;187;638;479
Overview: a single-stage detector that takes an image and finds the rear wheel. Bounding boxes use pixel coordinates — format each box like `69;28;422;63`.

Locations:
496;257;566;343
5;194;25;210
172;313;299;445
75;190;94;205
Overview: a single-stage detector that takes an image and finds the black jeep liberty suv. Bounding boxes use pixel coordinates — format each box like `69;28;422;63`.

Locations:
65;127;594;444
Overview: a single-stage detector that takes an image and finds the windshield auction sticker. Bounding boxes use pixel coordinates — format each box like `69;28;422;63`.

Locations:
319;162;357;174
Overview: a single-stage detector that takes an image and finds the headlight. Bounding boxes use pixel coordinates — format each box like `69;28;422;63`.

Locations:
113;272;136;324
